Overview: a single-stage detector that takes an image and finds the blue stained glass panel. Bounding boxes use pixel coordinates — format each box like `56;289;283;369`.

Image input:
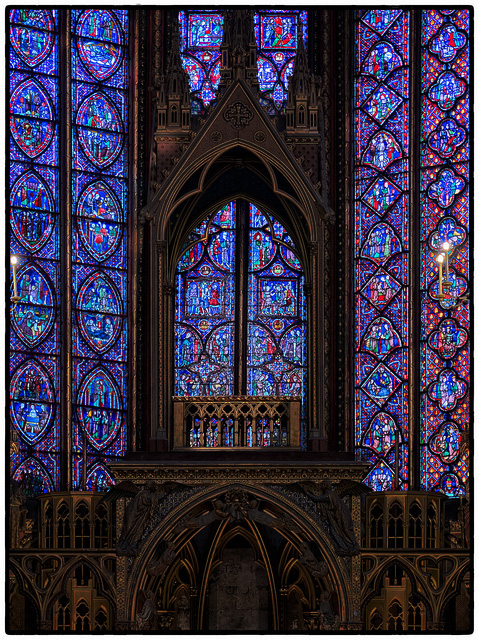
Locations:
9;10;60;493
247;205;307;434
354;10;410;490
71;10;129;488
175;203;236;397
420;10;470;497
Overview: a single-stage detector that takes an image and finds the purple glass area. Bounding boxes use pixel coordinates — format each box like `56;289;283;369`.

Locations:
420;10;470;497
71;10;129;488
9;9;61;493
354;10;410;491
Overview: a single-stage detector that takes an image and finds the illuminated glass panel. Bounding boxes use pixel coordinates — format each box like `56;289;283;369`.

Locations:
180;9;307;113
420;10;469;496
175;203;236;396
179;10;223;113
71;10;129;488
354;10;410;490
247;205;306;407
175;202;306;447
9;9;60;493
254;10;308;113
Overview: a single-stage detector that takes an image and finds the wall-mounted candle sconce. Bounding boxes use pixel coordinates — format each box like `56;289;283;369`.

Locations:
11;255;20;306
436;253;445;300
442;241;451;291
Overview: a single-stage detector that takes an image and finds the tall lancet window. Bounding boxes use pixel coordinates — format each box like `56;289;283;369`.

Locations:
420;10;470;496
353;10;410;491
9;9;61;494
353;9;470;495
174;202;307;447
9;9;131;494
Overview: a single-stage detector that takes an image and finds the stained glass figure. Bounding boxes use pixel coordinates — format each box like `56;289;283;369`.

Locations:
9;9;61;492
420;11;470;501
354;9;410;490
362;413;398;455
363;43;402;80
10;78;54;158
86;463;115;491
10;171;54;252
255;10;307;113
76;181;123;262
429;422;460;464
12;264;55;348
76;368;122;450
76;10;123;81
10;9;55;68
179;11;223;112
76;272;123;354
10;360;55;444
13;458;54;497
75;92;123;168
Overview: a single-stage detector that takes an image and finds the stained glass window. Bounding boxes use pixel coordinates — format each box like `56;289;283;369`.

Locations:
354;10;410;491
9;10;130;495
179;10;223;114
180;9;307;113
72;10;129;489
175;202;236;396
420;10;469;496
175;202;306;447
10;9;60;493
254;10;307;113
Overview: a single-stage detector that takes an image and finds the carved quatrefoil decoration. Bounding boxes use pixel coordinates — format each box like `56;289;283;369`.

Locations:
224;101;253;129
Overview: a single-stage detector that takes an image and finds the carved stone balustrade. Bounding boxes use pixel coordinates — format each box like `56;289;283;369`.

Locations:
173;396;301;449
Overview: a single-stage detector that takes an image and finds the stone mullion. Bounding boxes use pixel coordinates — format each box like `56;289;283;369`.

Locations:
307;239;322;448
154;238;167;448
128;10;140;451
59;10;73;491
408;10;421;490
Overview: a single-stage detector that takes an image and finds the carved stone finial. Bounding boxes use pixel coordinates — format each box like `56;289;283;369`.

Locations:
219;9;259;91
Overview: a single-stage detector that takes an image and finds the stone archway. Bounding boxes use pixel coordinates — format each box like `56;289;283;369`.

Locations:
120;482;354;631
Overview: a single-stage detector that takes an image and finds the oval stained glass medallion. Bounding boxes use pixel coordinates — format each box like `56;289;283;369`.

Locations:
13;457;54;496
10;9;54;68
76;367;122;450
12;264;55;348
10;359;55;444
76;10;123;81
10;78;54;158
76;91;123;168
76;180;122;261
76;271;123;354
10;171;55;253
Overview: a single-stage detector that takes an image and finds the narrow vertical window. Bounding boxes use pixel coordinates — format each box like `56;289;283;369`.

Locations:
420;10;469;496
9;10;60;493
71;10;129;489
353;10;410;489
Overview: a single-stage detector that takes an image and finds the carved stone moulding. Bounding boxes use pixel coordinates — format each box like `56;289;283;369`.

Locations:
108;462;369;485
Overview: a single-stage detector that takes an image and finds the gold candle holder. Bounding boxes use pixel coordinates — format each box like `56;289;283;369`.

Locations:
442;241;451;290
436;253;445;300
10;255;20;306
